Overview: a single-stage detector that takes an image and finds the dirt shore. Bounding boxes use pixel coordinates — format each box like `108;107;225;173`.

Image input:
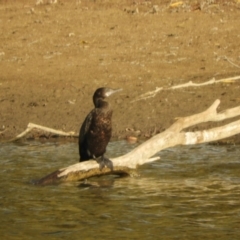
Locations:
0;0;240;143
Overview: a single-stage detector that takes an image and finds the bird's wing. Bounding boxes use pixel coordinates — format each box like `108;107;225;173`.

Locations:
79;110;93;144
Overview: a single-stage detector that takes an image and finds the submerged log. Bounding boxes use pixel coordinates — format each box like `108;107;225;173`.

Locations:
36;99;240;185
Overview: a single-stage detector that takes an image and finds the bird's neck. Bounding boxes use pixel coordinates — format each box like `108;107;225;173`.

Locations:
95;98;110;109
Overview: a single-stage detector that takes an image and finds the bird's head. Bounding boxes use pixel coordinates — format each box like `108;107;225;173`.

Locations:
93;87;122;107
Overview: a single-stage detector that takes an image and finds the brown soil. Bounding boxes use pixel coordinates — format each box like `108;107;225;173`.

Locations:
0;0;240;143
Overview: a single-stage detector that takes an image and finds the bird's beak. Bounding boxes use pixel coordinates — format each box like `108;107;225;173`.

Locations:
105;88;123;97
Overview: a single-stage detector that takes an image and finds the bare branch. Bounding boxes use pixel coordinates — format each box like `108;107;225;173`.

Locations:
8;123;76;142
132;75;240;102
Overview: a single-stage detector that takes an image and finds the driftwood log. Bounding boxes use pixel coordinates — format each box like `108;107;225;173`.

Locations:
36;99;240;185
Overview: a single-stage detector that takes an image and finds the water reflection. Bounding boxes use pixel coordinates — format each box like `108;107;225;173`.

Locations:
0;141;240;239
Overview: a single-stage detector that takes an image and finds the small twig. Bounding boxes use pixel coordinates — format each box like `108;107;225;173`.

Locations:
28;39;42;46
0;130;6;135
131;87;163;102
223;56;240;69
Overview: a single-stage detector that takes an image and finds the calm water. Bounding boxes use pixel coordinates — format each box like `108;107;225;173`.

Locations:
0;140;240;239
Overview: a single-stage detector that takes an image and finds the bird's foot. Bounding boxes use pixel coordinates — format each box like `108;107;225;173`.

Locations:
98;156;113;171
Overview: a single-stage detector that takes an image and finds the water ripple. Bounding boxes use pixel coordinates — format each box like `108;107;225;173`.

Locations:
0;141;240;239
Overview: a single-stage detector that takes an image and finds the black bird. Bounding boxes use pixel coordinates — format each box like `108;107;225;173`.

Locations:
79;87;122;169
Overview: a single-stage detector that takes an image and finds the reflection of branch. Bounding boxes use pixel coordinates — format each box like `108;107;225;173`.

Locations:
36;99;240;185
8;123;75;142
132;75;240;102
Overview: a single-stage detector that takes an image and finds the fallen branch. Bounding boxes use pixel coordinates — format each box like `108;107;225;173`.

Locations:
132;75;240;102
36;99;240;185
8;123;76;142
